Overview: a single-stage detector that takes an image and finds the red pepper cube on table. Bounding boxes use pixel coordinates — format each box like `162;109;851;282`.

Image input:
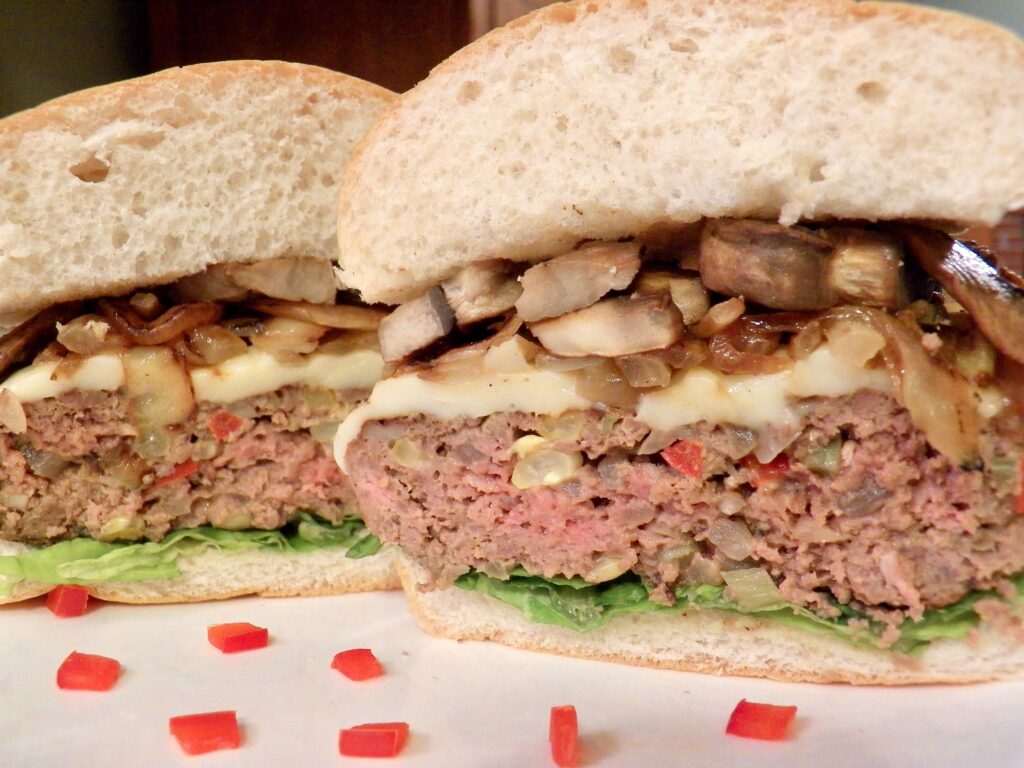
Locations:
169;710;242;755
549;705;579;767
56;651;121;691
46;585;90;617
207;623;269;653
332;648;384;681
339;722;410;758
725;699;798;741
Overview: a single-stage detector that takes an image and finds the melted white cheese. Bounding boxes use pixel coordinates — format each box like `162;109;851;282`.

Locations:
0;349;383;404
334;338;891;470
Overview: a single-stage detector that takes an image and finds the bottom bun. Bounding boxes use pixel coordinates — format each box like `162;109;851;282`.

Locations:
0;543;399;605
398;557;1024;685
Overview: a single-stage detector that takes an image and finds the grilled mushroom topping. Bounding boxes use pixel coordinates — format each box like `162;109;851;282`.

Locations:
378;286;455;362
700;219;836;310
529;294;683;357
896;225;1024;365
515;241;641;322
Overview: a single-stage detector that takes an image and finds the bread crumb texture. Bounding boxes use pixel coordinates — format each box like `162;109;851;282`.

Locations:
337;0;1024;303
0;61;393;316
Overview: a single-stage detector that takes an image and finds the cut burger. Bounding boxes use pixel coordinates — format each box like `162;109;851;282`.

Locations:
332;1;1024;683
0;61;398;603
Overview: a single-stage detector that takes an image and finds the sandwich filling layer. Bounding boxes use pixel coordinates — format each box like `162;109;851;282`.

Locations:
336;220;1024;649
0;257;387;588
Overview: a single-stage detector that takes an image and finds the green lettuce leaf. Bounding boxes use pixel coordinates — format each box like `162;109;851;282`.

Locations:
456;569;1024;654
0;513;382;597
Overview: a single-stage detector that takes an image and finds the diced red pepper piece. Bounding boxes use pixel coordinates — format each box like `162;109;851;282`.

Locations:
332;648;384;681
661;440;703;478
56;651;121;691
208;411;244;442
549;705;579;767
207;622;269;653
338;722;410;758
742;453;791;486
725;699;797;741
153;459;199;488
1015;458;1024;515
169;710;242;755
46;585;90;618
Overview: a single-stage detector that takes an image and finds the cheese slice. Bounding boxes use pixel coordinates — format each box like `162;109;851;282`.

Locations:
1;348;383;405
334;337;892;470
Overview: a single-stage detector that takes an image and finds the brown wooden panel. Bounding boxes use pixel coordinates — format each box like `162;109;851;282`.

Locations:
147;0;470;93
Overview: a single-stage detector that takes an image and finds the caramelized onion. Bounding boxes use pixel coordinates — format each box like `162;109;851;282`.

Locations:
249;299;385;330
226;257;336;304
616;354;672;388
172;265;249;303
18;442;71;478
0;302;83;379
56;315;127;355
121;346;195;459
691;297;745;338
99;299;222;346
0;389;27;434
826;306;980;465
249;317;327;355
707;335;791;375
187;324;248;365
573;360;640;409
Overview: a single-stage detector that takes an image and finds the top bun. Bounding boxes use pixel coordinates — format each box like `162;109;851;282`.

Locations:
336;0;1024;304
0;60;394;318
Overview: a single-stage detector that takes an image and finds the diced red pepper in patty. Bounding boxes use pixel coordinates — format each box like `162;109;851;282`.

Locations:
46;585;90;617
153;459;199;487
207;623;269;653
725;699;797;741
742;453;791;486
339;722;410;758
208;411;244;441
56;651;121;691
169;711;241;755
549;705;579;767
661;440;703;478
332;648;384;681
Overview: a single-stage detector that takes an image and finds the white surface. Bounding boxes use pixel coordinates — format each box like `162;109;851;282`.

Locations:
1;591;1022;767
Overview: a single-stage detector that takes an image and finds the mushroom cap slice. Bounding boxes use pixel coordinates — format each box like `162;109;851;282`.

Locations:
529;294;683;358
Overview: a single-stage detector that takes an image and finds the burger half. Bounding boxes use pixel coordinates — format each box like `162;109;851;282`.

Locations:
333;0;1024;683
0;61;398;603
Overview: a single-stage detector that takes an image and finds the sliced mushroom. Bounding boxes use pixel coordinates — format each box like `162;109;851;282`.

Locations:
226;257;336;304
0;302;83;379
895;225;1024;365
99;299;223;346
529;294;683;357
515;241;641;322
249;298;385;330
442;260;523;326
825;229;905;308
700;219;836;310
378;286;455;362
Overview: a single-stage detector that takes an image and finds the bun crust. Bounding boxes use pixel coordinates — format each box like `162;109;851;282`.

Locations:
0;542;399;605
0;61;395;319
337;0;1024;303
398;557;1024;685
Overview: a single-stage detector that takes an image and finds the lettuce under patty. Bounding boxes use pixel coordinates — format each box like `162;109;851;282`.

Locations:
0;513;381;597
455;568;1024;654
